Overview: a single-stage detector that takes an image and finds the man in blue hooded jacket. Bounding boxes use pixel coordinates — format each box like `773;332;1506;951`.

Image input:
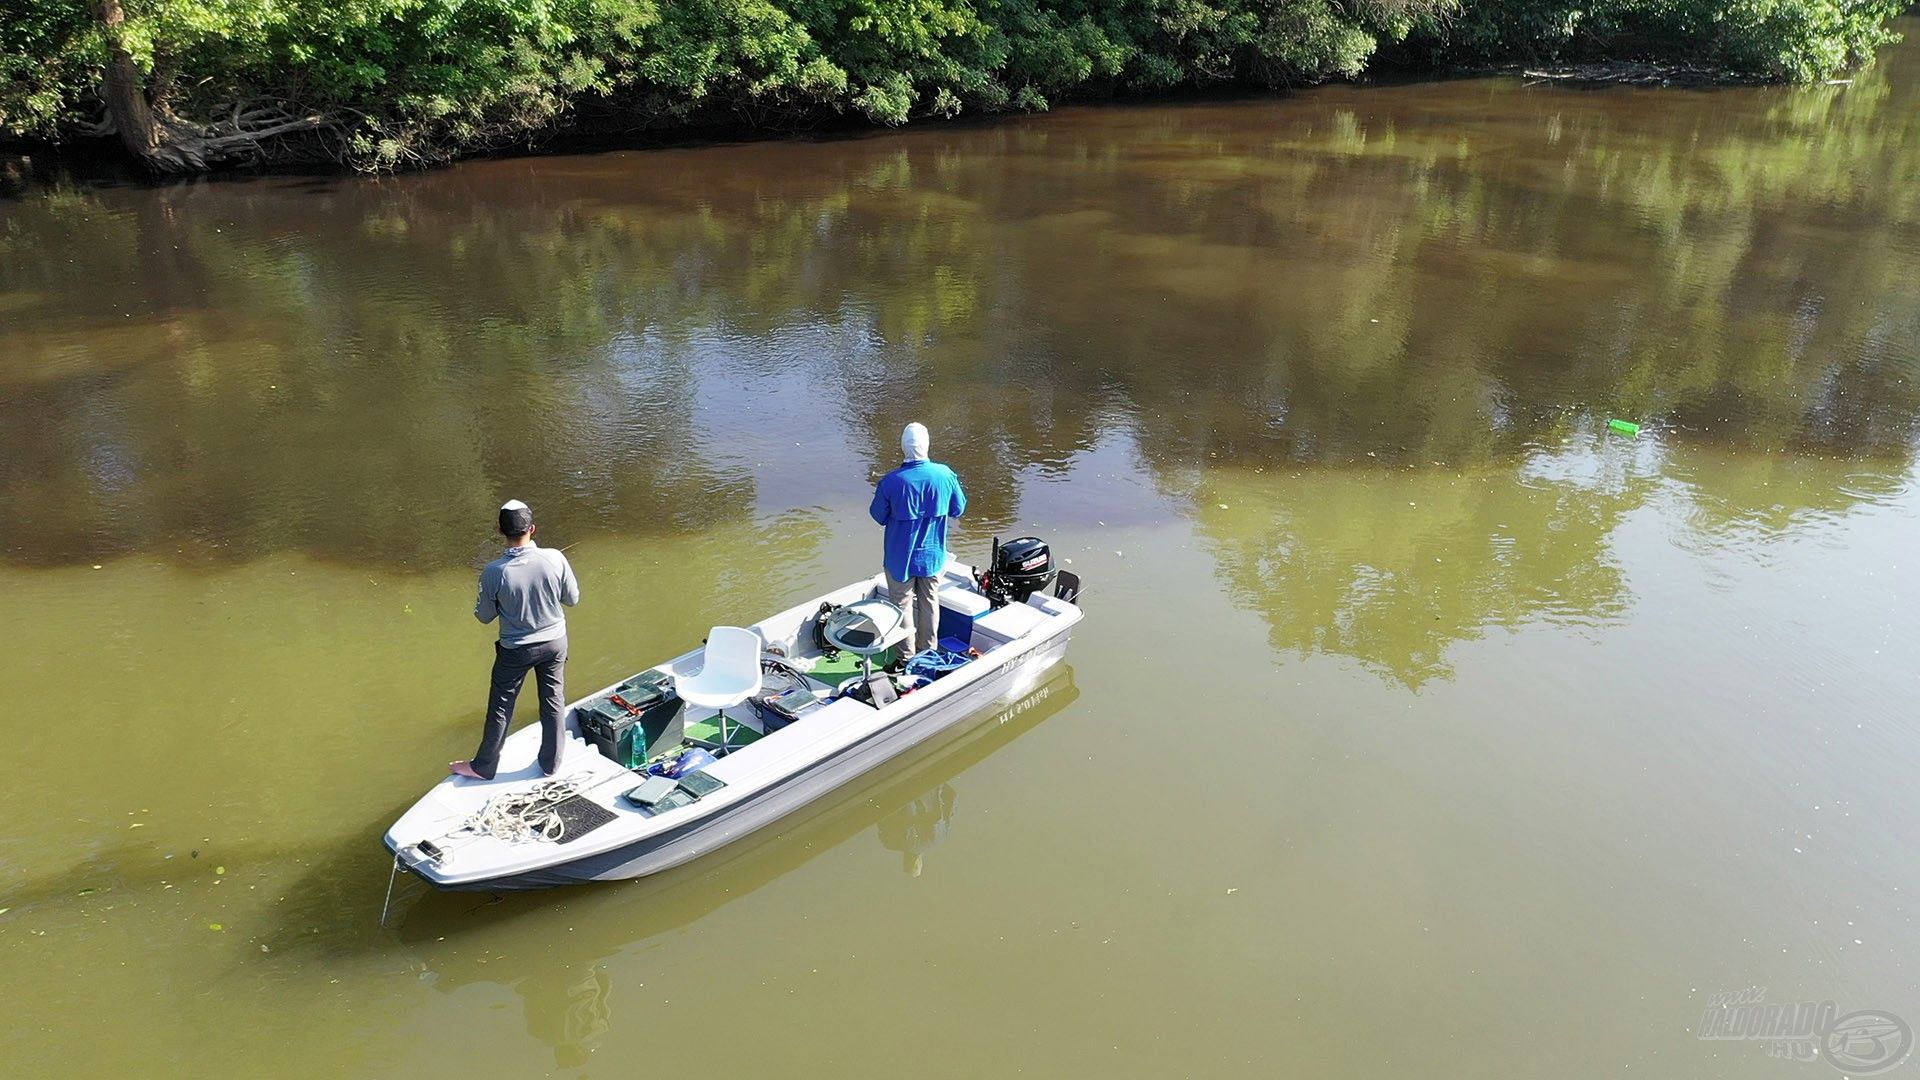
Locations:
869;422;967;654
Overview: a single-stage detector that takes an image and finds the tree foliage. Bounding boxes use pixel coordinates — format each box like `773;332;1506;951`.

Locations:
0;0;1906;170
1414;0;1907;80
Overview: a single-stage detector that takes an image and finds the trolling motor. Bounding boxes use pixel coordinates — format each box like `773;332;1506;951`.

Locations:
976;536;1067;608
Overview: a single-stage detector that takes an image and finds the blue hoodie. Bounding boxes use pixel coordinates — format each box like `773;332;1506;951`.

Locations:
870;460;967;580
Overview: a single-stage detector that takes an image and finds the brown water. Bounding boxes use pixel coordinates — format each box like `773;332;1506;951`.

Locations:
5;22;1920;1078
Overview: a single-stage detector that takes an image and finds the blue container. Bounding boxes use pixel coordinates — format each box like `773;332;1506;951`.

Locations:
937;589;990;647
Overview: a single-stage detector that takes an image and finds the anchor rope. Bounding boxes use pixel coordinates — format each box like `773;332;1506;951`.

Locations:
458;774;590;844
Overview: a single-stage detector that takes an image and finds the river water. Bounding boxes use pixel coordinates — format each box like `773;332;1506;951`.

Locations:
5;22;1920;1078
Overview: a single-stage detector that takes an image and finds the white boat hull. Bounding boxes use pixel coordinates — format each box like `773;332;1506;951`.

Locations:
385;565;1081;891
478;628;1068;889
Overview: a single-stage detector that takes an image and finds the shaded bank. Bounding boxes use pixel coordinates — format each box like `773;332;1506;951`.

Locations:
0;0;1906;174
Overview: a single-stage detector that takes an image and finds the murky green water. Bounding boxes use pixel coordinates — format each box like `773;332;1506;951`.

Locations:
6;22;1920;1078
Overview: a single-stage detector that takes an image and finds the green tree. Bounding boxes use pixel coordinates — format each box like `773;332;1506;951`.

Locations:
1413;0;1906;80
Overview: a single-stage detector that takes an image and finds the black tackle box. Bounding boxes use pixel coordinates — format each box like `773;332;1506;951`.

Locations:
576;670;683;768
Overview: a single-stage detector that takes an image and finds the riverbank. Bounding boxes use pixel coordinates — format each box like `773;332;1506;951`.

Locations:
1;0;1906;176
0;56;1860;185
1463;60;1777;87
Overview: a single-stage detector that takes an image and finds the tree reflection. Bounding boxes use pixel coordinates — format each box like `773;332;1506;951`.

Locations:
1189;449;1649;687
0;177;749;569
1;25;1917;591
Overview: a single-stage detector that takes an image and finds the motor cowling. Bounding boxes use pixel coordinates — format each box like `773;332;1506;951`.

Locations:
980;536;1055;607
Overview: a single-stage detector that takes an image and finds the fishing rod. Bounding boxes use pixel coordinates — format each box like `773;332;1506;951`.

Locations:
468;538;581;571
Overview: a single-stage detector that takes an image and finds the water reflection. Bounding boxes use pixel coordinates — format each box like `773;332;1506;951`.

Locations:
1662;443;1918;545
1190;441;1650;686
877;784;957;877
387;669;1078;1065
3;28;1918;573
1183;428;1920;686
519;966;612;1069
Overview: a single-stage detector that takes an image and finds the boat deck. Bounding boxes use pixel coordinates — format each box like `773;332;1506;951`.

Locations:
385;562;1080;888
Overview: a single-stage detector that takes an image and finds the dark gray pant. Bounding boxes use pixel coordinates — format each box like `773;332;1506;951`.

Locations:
473;635;567;779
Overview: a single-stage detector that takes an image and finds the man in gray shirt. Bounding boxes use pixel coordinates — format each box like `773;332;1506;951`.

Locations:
452;499;581;780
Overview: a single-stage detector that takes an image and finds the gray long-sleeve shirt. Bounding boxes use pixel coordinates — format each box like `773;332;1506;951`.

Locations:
475;542;580;647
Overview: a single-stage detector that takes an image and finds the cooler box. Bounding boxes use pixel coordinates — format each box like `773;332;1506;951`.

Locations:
938;587;992;646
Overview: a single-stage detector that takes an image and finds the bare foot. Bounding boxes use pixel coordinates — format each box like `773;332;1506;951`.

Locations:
449;760;487;780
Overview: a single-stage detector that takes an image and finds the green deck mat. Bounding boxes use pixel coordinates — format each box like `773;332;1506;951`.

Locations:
802;646;898;689
684;714;764;749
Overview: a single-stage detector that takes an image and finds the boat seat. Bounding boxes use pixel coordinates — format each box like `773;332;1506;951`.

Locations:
674;626;764;754
821;598;908;682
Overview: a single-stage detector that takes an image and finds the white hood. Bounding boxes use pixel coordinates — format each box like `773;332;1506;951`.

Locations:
902;422;930;462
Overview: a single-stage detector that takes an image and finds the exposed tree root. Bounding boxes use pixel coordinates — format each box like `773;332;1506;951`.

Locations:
1506;61;1773;87
95;0;337;174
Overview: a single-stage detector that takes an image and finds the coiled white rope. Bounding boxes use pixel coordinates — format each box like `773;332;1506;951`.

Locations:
460;775;588;844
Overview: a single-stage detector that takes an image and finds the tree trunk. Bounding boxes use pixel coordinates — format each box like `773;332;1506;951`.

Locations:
96;0;209;173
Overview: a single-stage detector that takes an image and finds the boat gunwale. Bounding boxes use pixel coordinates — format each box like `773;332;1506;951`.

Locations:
386;570;1081;886
436;622;1075;889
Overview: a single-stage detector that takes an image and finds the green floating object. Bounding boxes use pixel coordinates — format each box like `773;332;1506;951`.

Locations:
1607;419;1641;437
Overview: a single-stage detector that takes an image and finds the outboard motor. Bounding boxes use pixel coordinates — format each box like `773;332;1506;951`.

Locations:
977;536;1056;608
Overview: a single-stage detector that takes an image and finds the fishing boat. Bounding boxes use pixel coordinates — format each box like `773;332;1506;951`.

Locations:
383;540;1082;891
